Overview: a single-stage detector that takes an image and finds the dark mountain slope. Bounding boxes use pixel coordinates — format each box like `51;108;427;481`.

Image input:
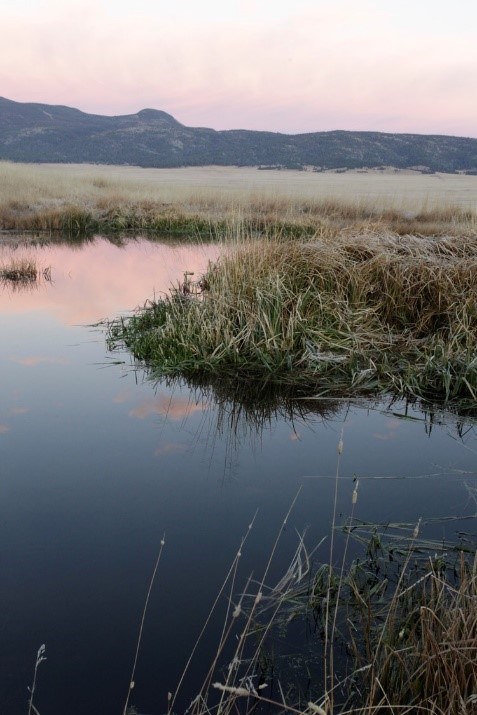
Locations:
1;97;476;172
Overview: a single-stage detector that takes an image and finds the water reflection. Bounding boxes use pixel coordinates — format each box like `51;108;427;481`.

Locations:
0;235;476;715
0;234;219;324
115;369;477;714
0;267;52;293
127;368;477;451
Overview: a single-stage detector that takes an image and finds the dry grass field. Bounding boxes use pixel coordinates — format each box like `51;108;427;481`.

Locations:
0;161;476;236
2;160;477;206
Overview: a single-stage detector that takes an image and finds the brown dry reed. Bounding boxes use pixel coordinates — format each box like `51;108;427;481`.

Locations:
360;554;477;715
0;257;51;288
162;467;477;715
208;539;477;715
0;257;38;282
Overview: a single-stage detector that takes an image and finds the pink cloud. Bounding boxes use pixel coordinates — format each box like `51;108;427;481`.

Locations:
1;1;476;137
0;424;10;434
129;395;204;421
113;389;133;404
154;442;187;456
372;419;401;443
10;406;30;415
10;356;69;367
372;432;395;442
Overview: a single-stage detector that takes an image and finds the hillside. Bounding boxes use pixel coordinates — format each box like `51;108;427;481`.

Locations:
1;96;476;173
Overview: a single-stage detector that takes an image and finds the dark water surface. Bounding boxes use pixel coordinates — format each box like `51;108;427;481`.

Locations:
0;236;475;715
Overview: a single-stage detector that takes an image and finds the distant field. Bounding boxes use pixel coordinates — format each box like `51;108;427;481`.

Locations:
2;161;477;209
1;161;476;236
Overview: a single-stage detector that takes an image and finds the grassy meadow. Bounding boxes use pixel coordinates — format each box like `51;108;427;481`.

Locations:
1;160;476;236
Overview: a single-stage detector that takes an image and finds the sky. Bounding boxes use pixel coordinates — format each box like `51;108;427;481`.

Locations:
1;0;476;137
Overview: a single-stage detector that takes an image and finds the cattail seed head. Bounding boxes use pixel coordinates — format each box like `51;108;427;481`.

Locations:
213;683;251;697
413;517;422;539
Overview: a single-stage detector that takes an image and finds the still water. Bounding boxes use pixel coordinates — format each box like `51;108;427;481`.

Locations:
0;236;475;714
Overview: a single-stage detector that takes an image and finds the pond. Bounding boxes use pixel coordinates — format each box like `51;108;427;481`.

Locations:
0;235;476;715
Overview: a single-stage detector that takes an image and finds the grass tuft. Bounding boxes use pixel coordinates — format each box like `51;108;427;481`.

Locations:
107;231;477;404
0;256;51;287
168;480;477;715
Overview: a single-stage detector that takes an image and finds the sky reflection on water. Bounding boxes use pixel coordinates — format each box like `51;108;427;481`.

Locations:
0;236;475;715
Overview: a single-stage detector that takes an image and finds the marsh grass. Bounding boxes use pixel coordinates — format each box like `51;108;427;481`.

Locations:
305;515;477;714
247;528;477;715
201;428;476;715
107;231;477;405
161;448;477;715
0;256;51;287
27;644;46;715
0;257;38;282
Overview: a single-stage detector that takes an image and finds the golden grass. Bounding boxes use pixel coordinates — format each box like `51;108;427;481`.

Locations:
0;161;476;236
0;256;38;282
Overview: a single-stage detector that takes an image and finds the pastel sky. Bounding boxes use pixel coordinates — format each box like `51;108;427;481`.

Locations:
1;0;476;137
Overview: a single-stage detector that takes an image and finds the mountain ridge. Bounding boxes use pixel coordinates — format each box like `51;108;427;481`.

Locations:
1;96;476;173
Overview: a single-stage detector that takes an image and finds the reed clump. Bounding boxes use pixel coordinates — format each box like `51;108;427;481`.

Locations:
303;524;477;715
0;257;38;282
359;557;477;714
108;231;477;404
208;532;477;715
166;478;477;715
0;255;52;284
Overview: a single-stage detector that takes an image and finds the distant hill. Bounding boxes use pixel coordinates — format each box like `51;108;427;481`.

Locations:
1;96;476;173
